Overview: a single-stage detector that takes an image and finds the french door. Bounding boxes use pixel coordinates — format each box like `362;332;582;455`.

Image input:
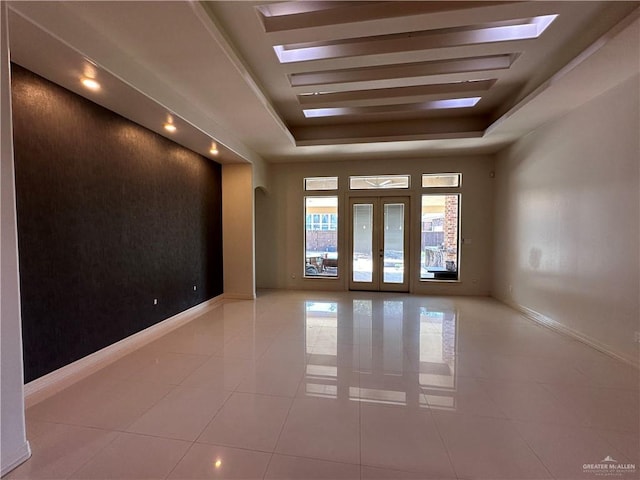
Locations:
349;196;410;292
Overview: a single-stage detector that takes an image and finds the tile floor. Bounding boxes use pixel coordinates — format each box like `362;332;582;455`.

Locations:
6;291;639;480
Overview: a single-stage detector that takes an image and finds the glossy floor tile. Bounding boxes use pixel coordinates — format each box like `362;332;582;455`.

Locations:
432;413;552;479
9;291;639;479
125;385;230;441
265;455;360;479
275;397;360;465
513;421;635;480
5;422;117;480
167;443;271;479
69;432;190;479
198;392;292;452
360;404;455;477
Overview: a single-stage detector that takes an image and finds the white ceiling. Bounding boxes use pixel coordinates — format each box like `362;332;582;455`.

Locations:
7;1;640;165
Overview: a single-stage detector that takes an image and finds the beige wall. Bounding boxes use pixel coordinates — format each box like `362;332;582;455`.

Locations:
256;156;495;295
493;74;640;365
255;184;277;289
222;163;255;299
1;2;30;474
252;155;269;191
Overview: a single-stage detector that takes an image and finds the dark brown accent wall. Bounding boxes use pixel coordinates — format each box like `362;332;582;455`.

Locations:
10;64;223;383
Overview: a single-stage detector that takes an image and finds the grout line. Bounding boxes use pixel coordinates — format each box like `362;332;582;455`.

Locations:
592;428;639;465
422;390;461;480
508;420;557;480
163;439;196;480
59;427;121;480
191;390;235;445
261;378;298;479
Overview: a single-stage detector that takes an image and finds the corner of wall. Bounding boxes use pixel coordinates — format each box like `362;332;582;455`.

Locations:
1;2;29;474
489;75;640;365
1;442;32;477
222;163;256;298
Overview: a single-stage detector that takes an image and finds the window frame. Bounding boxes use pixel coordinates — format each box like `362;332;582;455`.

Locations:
421;173;462;188
304;176;338;191
349;174;410;190
304;195;339;280
419;188;462;283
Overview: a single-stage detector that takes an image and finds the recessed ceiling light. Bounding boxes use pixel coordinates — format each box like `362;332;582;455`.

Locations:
81;78;100;91
209;142;219;155
164;114;177;132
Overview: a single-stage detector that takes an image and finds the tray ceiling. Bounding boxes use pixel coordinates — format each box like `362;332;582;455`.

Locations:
205;1;636;148
7;1;639;163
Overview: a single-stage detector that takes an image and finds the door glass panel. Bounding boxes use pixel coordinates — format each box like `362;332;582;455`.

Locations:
353;204;373;282
383;203;404;284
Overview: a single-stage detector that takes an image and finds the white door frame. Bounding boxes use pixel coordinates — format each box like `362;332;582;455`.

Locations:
348;196;410;292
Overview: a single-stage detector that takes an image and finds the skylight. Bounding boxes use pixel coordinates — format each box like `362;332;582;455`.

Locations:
273;14;558;64
257;1;376;17
303;97;481;118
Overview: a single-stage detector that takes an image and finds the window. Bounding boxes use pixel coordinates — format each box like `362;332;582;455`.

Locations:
305;196;338;278
349;175;410;190
305;176;338;191
420;194;460;281
305;213;337;231
421;173;461;188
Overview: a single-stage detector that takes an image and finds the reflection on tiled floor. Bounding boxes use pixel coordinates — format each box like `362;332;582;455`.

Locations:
7;291;639;479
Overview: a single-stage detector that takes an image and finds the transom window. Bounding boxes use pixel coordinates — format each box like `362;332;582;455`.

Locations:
305;176;338;191
421;173;461;188
349;175;410;190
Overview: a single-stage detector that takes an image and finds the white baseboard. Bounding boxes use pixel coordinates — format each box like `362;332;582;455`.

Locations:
24;294;224;407
1;441;31;477
224;293;256;300
501;297;639;369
